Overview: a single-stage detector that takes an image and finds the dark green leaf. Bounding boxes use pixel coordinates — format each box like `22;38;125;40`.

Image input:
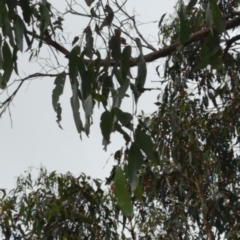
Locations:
84;26;93;59
109;36;121;62
2;17;15;48
136;38;147;89
40;5;50;33
100;5;114;30
70;80;83;135
69;47;79;83
121;46;132;81
100;111;113;150
113;108;133;127
114;122;131;144
135;127;158;163
101;76;113;107
211;0;225;34
2;41;13;87
114;167;133;217
178;1;191;43
14;15;25;52
128;143;144;191
19;0;31;24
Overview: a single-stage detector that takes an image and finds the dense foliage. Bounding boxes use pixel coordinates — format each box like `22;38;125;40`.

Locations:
1;0;240;239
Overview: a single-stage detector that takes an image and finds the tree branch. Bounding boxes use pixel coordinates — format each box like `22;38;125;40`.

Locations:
27;16;240;67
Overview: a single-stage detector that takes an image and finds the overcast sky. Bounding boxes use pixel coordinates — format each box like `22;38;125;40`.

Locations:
0;0;176;190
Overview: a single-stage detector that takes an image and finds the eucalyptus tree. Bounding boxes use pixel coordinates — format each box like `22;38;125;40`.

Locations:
1;0;240;239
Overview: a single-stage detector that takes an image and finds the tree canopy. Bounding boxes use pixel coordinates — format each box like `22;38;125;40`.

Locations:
1;0;240;239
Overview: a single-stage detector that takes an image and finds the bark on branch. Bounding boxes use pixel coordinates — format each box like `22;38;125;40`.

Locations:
38;16;240;67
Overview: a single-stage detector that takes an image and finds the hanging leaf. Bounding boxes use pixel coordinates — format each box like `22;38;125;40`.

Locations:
69;47;79;83
109;31;121;62
114;167;133;217
128;142;144;191
1;41;13;88
136;38;147;89
85;0;95;7
121;46;132;81
70;80;83;136
211;0;225;34
178;0;191;43
2;17;15;48
101;75;113;107
100;111;113;150
52;72;66;128
113;108;133;127
81;70;93;100
84;26;93;59
114;122;131;144
99;5;114;30
40;5;50;33
135;127;158;163
19;0;31;24
14;15;25;52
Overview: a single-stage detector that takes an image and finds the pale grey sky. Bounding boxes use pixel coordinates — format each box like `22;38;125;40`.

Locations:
0;0;176;190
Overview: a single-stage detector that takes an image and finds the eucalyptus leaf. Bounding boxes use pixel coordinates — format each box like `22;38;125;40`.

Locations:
100;111;113;150
128;142;144;191
114;167;133;217
135;127;158;163
14;15;25;52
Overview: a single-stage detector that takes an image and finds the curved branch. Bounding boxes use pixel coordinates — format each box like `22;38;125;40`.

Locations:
30;16;240;67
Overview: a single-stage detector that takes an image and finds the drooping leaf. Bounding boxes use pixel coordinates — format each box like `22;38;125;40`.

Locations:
69;47;79;83
211;0;225;34
70;79;83;136
178;0;191;43
109;35;121;62
14;15;25;52
128;142;144;191
113;108;133;127
99;5;114;30
84;26;93;59
1;41;13;88
121;46;132;81
19;0;31;24
101;75;113;107
2;16;15;48
114;167;133;217
136;38;147;89
114;122;131;144
100;111;113;150
52;72;66;128
81;70;93;100
135;127;158;163
40;5;50;33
